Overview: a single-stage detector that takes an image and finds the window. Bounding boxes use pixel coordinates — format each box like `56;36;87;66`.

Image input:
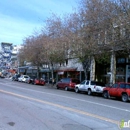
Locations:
126;84;130;89
62;78;69;83
80;80;85;85
65;59;68;65
61;79;63;82
112;84;118;88
86;81;89;85
117;58;125;63
120;84;126;88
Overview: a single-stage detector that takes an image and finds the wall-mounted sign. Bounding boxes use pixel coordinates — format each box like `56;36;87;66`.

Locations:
58;72;64;75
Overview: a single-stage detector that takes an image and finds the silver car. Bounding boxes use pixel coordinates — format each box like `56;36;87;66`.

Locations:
75;80;105;95
18;75;30;82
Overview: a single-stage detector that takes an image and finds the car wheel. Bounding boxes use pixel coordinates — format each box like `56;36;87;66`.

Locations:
122;94;128;102
34;82;36;85
103;91;109;98
88;89;92;95
56;85;59;89
65;86;68;91
27;81;30;84
75;87;79;93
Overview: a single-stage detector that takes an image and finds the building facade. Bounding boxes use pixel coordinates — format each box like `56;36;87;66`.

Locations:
0;42;23;76
0;42;12;76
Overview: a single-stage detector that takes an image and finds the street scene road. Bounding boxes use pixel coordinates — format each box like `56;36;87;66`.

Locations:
0;78;130;130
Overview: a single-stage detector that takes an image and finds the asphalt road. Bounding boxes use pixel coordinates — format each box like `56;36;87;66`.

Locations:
0;78;130;130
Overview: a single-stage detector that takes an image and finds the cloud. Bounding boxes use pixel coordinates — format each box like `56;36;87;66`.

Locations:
0;13;42;44
0;0;79;45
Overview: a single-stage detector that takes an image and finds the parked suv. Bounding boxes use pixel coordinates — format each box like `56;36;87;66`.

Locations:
75;80;105;95
56;78;80;91
103;82;130;102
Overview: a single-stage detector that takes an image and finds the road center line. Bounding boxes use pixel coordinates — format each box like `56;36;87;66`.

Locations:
0;89;119;125
4;84;130;113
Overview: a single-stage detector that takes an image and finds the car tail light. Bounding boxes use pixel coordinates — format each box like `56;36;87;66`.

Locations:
69;81;73;87
69;83;72;86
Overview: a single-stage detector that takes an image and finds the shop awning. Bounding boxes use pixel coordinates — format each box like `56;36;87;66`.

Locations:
55;67;77;72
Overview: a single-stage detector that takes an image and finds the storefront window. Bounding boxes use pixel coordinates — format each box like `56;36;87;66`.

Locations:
116;67;125;75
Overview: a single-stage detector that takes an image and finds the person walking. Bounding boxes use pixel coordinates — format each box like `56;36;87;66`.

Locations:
52;78;55;86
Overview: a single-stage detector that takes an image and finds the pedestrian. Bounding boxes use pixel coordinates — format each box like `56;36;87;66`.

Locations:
52;78;55;86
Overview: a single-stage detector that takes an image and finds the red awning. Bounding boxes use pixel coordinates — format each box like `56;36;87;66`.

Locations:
56;67;77;72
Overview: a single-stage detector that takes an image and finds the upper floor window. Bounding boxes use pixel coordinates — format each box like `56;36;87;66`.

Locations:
117;58;125;63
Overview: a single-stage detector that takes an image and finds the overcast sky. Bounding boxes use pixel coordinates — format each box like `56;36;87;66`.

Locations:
0;0;79;45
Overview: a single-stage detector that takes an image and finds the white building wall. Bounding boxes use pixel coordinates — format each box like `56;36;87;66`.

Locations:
67;58;83;71
11;45;23;54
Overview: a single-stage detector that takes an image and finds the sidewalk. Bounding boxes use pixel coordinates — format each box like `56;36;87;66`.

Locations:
45;83;56;88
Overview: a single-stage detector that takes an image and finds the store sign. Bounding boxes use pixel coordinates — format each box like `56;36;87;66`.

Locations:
58;72;64;75
107;72;111;75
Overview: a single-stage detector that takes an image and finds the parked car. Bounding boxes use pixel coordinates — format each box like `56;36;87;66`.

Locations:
26;76;36;84
33;78;46;85
75;80;105;95
18;75;30;82
103;82;130;102
0;75;5;78
12;74;20;81
56;78;80;91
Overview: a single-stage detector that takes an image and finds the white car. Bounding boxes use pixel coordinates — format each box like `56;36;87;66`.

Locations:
75;80;105;95
18;75;30;82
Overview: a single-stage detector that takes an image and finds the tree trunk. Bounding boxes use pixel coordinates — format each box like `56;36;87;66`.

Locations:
51;63;54;80
90;56;95;81
37;66;40;79
110;51;116;84
84;69;87;80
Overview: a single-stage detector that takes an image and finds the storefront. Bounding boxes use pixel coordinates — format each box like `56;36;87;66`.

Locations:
100;57;130;84
56;67;78;80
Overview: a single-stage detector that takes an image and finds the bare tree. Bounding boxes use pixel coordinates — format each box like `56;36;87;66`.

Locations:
42;14;67;79
19;34;47;78
19;0;130;83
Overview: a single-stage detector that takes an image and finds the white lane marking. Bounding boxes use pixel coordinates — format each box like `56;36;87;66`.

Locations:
0;82;130;113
